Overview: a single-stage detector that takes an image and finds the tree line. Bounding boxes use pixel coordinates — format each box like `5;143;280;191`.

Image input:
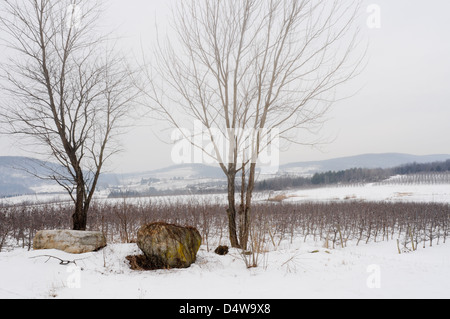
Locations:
392;160;450;175
255;160;450;191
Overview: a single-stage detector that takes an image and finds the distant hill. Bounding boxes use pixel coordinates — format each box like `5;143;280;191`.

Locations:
278;153;450;176
0;156;118;198
116;163;224;182
1;153;450;197
0;157;58;197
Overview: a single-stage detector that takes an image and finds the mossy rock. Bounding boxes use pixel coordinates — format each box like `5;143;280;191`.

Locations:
136;222;201;269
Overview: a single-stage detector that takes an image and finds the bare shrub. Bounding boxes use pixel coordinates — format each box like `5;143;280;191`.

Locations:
1;199;449;258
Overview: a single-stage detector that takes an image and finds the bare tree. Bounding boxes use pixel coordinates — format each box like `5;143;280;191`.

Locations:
0;0;138;230
143;0;365;249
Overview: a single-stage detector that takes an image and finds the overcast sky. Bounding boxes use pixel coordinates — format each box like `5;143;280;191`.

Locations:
0;0;449;174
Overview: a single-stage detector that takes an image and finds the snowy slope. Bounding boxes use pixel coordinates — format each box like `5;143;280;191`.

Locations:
278;184;450;204
3;153;450;198
1;182;449;207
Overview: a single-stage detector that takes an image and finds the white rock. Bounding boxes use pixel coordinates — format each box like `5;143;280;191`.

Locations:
33;230;106;254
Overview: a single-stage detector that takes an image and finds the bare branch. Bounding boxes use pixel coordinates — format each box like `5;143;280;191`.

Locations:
0;0;138;230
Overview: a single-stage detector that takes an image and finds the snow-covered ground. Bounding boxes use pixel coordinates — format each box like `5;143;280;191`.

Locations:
2;183;450;207
1;239;449;299
280;183;450;204
1;182;449;299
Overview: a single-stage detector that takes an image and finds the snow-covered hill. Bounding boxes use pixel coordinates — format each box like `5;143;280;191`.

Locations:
2;153;450;198
0;157;62;197
278;153;450;176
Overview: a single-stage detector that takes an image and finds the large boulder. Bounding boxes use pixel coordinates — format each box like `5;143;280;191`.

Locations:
137;222;201;269
33;230;106;254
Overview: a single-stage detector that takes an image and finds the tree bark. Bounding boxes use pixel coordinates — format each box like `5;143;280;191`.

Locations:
240;163;257;250
72;172;87;231
226;172;240;248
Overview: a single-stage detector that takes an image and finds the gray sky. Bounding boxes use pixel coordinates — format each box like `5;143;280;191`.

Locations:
0;0;449;173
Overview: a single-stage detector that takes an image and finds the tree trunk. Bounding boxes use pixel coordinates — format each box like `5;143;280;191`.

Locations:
239;163;257;250
72;203;87;231
239;205;250;251
72;174;87;231
226;173;240;248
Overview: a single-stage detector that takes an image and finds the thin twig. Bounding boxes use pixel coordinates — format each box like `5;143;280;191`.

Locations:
30;255;88;266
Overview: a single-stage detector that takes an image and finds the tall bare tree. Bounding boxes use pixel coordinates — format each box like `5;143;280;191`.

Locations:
143;0;365;249
0;0;138;230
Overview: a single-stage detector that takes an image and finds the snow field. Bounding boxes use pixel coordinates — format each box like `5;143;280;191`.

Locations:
2;183;450;207
283;183;450;204
1;182;449;299
1;237;449;299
